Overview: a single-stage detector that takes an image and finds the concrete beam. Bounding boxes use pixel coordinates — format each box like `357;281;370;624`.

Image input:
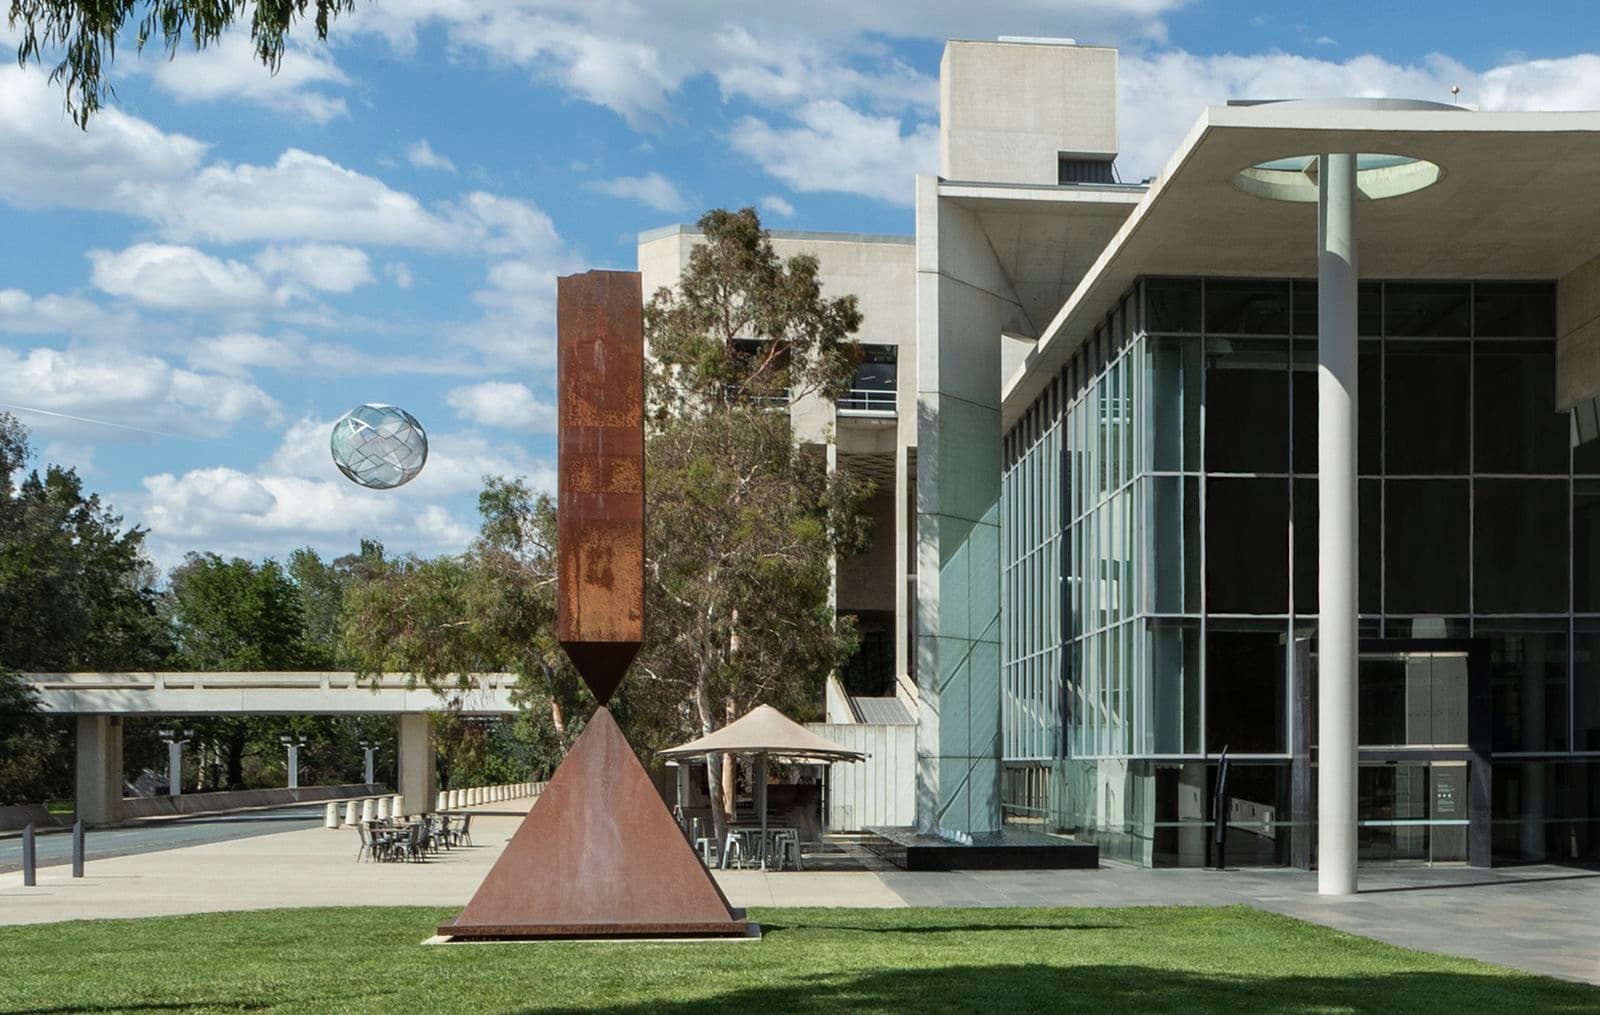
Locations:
25;672;518;716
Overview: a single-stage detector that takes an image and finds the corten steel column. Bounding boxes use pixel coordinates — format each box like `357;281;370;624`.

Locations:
441;270;745;939
1318;152;1359;896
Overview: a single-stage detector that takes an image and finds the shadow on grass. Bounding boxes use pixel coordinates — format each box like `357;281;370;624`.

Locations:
756;919;1124;935
556;963;1600;1015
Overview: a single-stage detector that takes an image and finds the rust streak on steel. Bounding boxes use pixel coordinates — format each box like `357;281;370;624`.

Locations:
556;270;645;706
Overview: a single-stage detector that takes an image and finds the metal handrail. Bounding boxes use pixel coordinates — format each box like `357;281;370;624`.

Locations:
838;388;896;414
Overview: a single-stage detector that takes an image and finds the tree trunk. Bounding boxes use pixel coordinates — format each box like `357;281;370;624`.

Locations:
692;666;728;843
721;698;737;826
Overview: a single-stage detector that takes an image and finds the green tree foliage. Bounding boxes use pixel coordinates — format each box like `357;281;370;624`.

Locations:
340;480;585;782
8;0;357;127
0;413;169;802
640;207;872;832
0;668;56;806
161;544;334;790
288;539;385;668
166;552;310;670
0;414;169;672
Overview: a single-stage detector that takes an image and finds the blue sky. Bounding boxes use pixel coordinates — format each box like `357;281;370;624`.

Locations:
3;0;1599;571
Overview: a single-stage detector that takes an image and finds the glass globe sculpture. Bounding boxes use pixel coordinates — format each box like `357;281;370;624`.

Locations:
330;404;428;489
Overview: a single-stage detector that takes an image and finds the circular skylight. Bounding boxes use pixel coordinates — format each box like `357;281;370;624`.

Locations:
1233;152;1443;203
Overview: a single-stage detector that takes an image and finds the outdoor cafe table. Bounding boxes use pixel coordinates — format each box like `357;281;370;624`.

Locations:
722;825;798;870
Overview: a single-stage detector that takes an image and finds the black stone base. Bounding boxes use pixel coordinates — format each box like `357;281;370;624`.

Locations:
864;826;1099;871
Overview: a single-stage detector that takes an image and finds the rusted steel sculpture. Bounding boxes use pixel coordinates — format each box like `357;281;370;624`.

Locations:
439;270;748;940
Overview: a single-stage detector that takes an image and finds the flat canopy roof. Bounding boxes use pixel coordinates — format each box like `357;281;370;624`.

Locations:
1002;101;1600;426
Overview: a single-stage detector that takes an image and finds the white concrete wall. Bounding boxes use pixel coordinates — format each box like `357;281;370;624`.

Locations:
809;722;916;830
940;40;1118;186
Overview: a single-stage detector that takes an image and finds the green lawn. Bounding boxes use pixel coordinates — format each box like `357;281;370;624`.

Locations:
0;906;1594;1014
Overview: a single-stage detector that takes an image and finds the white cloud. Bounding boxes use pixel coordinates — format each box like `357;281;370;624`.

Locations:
585;171;689;213
758;195;796;218
89;243;272;312
729;101;934;205
186;333;301;376
405;138;457;171
446;381;557;432
143;34;350;123
345;2;1177;127
1115;51;1600;181
0;345;280;439
0;65;206;211
386;262;415;289
146;148;458;248
0;289;138;339
254;244;375;294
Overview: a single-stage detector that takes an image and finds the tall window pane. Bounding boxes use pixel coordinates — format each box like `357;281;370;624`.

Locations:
1474;341;1568;475
1146;278;1202;333
1205;623;1287;754
1474;478;1569;614
1151;476;1200;613
1574;622;1600;752
1206;477;1289;614
1385;282;1470;337
1150;619;1200;754
1205;279;1289;335
1385;340;1469;474
1576;481;1600;613
1148;335;1200;472
1473;282;1556;338
1482;619;1569;754
1205;338;1289;473
1385;479;1469;614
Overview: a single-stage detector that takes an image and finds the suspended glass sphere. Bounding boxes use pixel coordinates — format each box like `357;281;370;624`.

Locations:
330;404;428;489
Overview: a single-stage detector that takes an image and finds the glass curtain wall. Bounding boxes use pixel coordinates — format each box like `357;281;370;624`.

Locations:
1001;276;1589;866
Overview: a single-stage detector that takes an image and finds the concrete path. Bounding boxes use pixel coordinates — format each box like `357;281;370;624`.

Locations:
0;805;325;874
0;802;1593;986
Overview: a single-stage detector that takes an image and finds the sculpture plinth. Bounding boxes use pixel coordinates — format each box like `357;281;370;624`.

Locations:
439;270;747;941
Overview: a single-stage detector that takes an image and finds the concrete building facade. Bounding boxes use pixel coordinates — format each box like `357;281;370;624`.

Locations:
643;37;1600;876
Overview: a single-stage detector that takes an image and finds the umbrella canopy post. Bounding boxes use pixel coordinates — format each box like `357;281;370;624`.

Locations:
756;752;769;870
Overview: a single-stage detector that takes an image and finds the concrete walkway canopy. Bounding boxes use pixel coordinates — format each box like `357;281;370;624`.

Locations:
659;704;867;762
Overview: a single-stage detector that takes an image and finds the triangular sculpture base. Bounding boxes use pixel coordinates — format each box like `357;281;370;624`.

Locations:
438;707;748;939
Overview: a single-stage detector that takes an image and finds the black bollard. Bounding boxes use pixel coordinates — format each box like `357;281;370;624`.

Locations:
21;823;36;886
72;820;85;878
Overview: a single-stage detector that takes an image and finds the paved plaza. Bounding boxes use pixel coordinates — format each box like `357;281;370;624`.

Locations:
1;800;1594;986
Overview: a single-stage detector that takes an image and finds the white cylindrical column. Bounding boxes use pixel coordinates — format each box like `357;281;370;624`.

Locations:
391;793;404;818
361;798;375;823
437;791;447;811
345;800;359;825
1318;151;1359;897
375;797;390;820
324;802;340;829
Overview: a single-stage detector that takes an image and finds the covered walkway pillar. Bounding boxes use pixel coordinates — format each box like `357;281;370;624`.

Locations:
1317;152;1359;896
398;713;437;817
76;715;123;826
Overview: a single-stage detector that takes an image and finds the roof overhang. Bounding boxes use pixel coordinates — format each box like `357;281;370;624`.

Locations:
937;181;1144;337
1001;102;1600;427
